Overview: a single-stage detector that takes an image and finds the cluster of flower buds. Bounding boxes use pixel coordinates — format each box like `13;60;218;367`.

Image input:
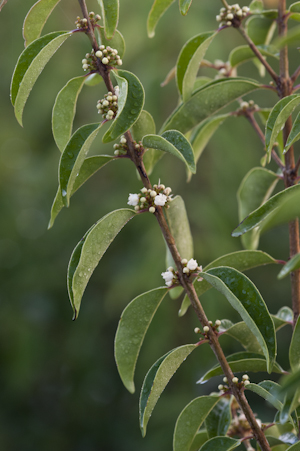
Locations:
194;319;221;336
75;11;101;29
218;374;251;394
97;90;118;120
181;258;202;276
237;99;259;114
216;4;250;27
95;45;122;67
161;267;179;288
214;60;232;78
113;136;142;156
82;50;98;72
127;183;173;213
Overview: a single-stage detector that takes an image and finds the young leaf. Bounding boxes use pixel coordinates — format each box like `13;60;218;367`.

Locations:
190;430;209;451
165;196;193;299
176;32;216;101
187;114;230;181
179;0;193;15
59;123;104;207
179;250;277;316
232;184;300;238
68;209;136;319
98;26;125;58
245;381;283;411
201;267;276;372
102;70;145;143
49;155;114;228
52;76;85;152
142;131;196;173
246;16;276;45
274;25;300;47
278;252;300;279
205;397;232;438
237;167;279;250
286;443;300;451
84;73;103;87
173;395;220;451
290;316;300;372
229;45;279;68
198;352;284;383
284;111;300;153
199;437;240;451
249;0;264;13
97;0;119;39
139;344;197;436
290;2;300;22
265;95;300;159
161;78;262;135
114;287;168;394
147;0;175;38
11;31;72;126
23;0;61;46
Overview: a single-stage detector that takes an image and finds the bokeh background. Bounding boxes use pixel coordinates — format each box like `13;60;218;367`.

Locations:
0;0;298;449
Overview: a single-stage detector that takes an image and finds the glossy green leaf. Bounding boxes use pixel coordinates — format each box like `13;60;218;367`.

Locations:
173;395;220;451
280;367;300;396
246;16;276;45
142;131;196;173
290;2;300;22
205;397;232;438
165;196;193;299
232;184;300;238
11;31;71;126
280;390;300;424
286;443;300;451
23;0;61;46
284;112;300;153
139;344;197;436
68;209;136;319
147;0;175;38
275;25;300;47
237;167;279;250
245;381;283;411
274;306;294;325
176;32;216;101
265;95;300;159
187;114;229;181
199;437;240;451
290;316;300;372
98;26;125;58
161;77;262;135
278;253;300;279
115;287;168;394
179;0;193;15
250;0;264;13
49;155;114;228
179;250;277;316
52;76;85;152
198;352;284;383
97;0;119;39
59;123;103;207
201;267;276;372
190;430;209;451
229;45;279;68
84;73;103;87
103;70;144;143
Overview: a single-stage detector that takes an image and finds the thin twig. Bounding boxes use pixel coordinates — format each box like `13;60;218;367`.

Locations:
291;65;300;83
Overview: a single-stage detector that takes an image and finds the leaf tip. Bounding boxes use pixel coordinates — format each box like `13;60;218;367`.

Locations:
72;309;78;321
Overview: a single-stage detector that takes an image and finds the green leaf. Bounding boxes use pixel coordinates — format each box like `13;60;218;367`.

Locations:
142;131;196;173
274;306;294;325
139;344;197;436
161;77;262;135
179;250;277;316
23;0;61;46
190;430;209;451
193;76;212;91
147;0;175;38
68;209;136;319
229;45;279;68
249;0;264;13
49;155;114;228
246;16;276;45
11;31;72;126
245;380;283;411
290;316;300;372
102;70;145;143
205;397;232;438
98;26;125;58
198;352;284;383
84;73;103;87
179;0;193;15
52;76;85;152
289;2;300;22
59;123;103;207
199;437;240;451
286;443;300;451
165;196;193;299
280;390;300;424
187;114;229;181
97;0;119;39
237;167;279;250
275;25;300;47
284;112;300;153
173;395;221;451
201;267;276;372
115;287;168;394
278;253;300;279
232;184;300;238
176;32;216;101
265;95;300;160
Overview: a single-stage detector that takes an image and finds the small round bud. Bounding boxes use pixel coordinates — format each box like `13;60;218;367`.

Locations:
82;18;87;23
82;64;89;70
219;68;227;75
244;380;250;387
164;187;172;195
216;15;221;21
102;100;109;107
183;267;190;274
194;327;200;334
117;59;123;66
141;187;147;194
203;326;210;333
159;184;165;190
242;374;249;381
149;206;155;213
223;377;228;383
95;50;102;58
102;57;109;65
100;45;105;50
150;190;157;197
232;377;239;384
181;258;188;265
95;14;101;21
106;95;113;101
218;384;224;390
226;13;234;19
167;267;174;272
208;321;213;325
120;138;127;144
107;110;114;116
215;320;221;327
85;53;90;58
106;114;112;120
134;205;140;211
236;9;243;16
114;150;119;156
82;59;88;64
140;197;146;203
112;95;118;101
226;21;232;26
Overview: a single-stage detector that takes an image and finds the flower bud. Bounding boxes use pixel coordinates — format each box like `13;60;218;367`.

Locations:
149;206;155;213
232;377;239;384
203;326;209;333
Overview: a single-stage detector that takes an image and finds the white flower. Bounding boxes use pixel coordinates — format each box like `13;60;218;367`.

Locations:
161;270;174;287
187;258;198;271
127;193;139;206
154;193;167;206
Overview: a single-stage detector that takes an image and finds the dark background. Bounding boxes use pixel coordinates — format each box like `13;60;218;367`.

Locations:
0;0;296;449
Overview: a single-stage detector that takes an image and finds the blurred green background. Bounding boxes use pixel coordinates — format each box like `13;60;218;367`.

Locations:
0;0;298;449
